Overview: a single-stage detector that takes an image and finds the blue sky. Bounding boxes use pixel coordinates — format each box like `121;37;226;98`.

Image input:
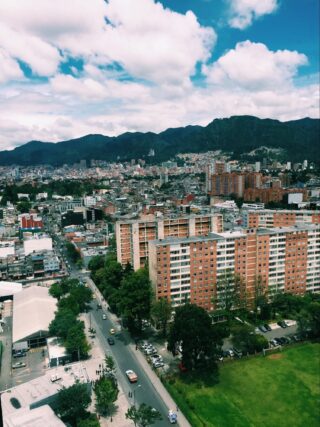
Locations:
0;0;318;150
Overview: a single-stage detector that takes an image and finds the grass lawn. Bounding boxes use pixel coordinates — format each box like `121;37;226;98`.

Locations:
165;343;320;427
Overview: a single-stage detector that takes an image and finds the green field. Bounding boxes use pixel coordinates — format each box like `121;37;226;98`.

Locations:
166;343;320;427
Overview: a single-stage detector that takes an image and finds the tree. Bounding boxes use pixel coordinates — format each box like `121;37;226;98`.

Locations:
151;298;172;337
118;268;152;334
49;282;64;301
69;285;92;312
88;255;105;273
168;304;219;372
231;324;268;354
94;376;119;416
54;381;91;426
104;354;116;374
49;308;77;340
17;200;31;213
214;270;246;316
78;414;100;427
65;322;90;360
126;404;162;427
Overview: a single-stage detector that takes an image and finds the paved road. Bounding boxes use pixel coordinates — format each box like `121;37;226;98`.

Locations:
87;283;174;427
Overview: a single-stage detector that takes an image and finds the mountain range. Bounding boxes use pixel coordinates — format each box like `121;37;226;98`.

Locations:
0;116;319;166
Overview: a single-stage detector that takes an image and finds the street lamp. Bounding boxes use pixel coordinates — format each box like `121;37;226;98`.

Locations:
133;384;142;406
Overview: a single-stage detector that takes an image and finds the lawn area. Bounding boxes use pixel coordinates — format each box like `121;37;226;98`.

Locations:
165;343;320;427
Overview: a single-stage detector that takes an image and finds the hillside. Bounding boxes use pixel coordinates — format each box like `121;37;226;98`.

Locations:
0;116;318;166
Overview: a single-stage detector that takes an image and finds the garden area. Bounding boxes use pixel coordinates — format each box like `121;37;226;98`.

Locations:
165;343;320;427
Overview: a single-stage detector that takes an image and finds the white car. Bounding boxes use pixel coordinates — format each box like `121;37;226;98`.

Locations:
168;410;177;424
102;314;107;320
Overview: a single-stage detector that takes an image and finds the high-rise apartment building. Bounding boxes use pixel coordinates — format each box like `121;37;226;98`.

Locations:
209;172;262;198
242;209;320;228
116;214;223;270
148;224;320;310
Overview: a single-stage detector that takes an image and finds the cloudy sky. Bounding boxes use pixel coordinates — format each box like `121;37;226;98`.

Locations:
0;0;319;150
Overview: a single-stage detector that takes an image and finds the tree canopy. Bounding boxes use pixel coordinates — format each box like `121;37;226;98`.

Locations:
125;404;162;427
168;303;220;373
54;381;91;426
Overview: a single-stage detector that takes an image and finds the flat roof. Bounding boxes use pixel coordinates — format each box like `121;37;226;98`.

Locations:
3;405;65;427
0;281;22;298
12;286;57;343
1;362;90;422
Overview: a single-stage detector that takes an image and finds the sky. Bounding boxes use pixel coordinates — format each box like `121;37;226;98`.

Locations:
0;0;319;151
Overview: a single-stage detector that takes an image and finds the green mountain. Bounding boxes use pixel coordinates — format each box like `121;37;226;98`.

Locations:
0;116;318;166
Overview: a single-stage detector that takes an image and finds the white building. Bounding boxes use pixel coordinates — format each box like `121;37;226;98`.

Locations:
0;241;15;258
24;235;52;256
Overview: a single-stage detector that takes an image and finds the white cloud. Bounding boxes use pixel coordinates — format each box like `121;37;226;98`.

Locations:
204;41;308;90
228;0;278;29
0;48;24;83
0;0;216;85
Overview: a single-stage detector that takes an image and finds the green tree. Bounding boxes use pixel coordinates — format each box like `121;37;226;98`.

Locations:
231;324;268;354
168;303;219;372
17;200;31;213
77;414;100;427
118;268;152;334
125;404;162;427
70;285;92;312
104;354;116;374
54;381;91;426
49;308;77;340
94;376;119;416
88;255;105;273
65;322;90;360
49;282;64;301
151;298;172;337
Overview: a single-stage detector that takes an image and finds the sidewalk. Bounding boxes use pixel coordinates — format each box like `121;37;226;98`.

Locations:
81;313;131;427
86;278;191;427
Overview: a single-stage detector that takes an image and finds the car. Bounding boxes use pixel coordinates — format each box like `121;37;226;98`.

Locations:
12;362;26;369
97;304;102;309
277;337;287;345
13;350;26;358
264;324;272;331
168;410;178;424
107;337;115;345
258;325;268;333
225;349;234;357
125;369;138;383
102;314;107;320
109;328;115;334
153;361;164;368
151;354;162;362
269;338;278;347
277;320;288;328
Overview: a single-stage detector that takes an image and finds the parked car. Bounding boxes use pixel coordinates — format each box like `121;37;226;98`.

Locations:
258;325;268;333
153;361;164;368
277;337;287;345
269;339;278;347
264;324;272;331
12;362;26;369
277;320;288;328
102;314;107;320
109;328;115;335
226;349;234;357
13;350;26;358
125;369;138;383
107;337;115;345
